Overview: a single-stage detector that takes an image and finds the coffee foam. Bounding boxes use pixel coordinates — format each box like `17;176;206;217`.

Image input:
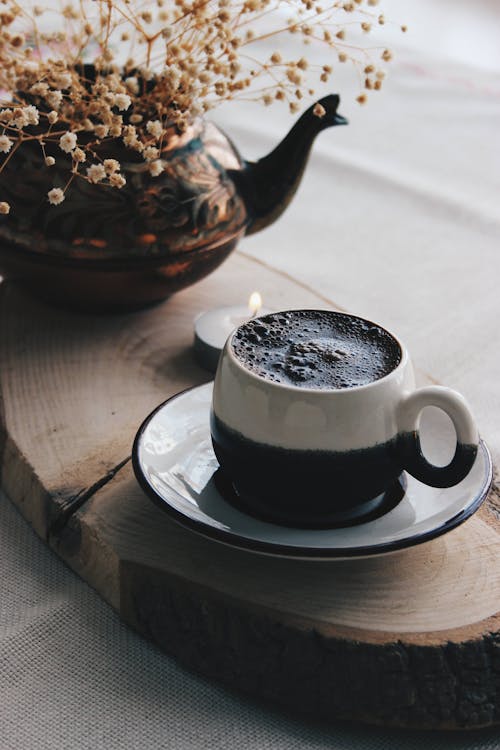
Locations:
231;310;401;390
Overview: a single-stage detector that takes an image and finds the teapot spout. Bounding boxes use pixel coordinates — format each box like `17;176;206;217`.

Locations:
232;94;347;236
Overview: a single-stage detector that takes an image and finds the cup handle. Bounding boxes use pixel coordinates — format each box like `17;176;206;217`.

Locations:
396;386;479;487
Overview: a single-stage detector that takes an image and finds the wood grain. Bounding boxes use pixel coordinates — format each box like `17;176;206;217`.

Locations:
1;252;499;729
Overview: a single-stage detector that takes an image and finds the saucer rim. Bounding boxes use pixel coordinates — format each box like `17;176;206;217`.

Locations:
132;384;493;560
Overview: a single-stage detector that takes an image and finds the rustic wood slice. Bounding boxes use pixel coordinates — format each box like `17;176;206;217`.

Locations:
1;251;499;730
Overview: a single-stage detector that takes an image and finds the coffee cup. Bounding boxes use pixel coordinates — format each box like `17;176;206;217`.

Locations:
210;309;479;527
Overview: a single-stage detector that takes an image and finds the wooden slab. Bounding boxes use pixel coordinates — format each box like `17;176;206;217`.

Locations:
1;251;499;730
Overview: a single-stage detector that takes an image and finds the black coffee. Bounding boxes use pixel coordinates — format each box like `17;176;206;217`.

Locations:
231;310;401;389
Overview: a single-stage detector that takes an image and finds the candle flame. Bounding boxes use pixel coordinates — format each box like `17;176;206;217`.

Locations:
248;291;262;317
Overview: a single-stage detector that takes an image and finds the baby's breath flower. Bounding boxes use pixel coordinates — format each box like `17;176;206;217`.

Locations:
125;76;139;94
123;125;139;148
149;160;164;177
146;120;163;139
53;72;72;89
30;82;49;96
24;106;40;125
59;132;77;153
46;90;63;110
114;93;132;111
143;146;160;162
47;111;58;125
48;187;65;205
11;34;25;48
286;69;302;85
86;164;106;183
73;148;86;163
104;159;120;174
0;11;15;25
313;102;326;118
109;173;126;189
94;124;109;139
12;109;28;129
45;156;56;166
0;136;13;154
0;202;10;215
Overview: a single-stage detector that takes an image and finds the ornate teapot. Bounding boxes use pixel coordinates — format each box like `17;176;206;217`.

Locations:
0;94;347;311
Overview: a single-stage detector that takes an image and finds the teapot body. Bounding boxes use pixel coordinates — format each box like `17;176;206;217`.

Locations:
0;94;346;310
0;119;249;260
0;120;249;310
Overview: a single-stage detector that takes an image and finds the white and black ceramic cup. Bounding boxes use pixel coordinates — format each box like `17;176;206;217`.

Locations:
210;310;479;527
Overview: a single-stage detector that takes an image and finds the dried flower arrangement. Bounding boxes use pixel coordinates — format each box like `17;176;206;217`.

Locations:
0;0;404;216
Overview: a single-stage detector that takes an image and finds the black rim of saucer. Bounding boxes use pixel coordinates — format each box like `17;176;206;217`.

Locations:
131;385;493;559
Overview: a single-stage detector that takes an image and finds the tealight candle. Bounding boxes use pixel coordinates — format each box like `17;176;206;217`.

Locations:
194;292;272;373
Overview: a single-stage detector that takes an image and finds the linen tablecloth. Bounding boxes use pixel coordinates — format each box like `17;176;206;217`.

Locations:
1;1;500;747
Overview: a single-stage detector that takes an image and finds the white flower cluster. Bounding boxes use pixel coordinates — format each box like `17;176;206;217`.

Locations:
0;0;401;216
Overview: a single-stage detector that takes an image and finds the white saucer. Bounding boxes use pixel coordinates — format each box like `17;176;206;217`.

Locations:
132;383;492;559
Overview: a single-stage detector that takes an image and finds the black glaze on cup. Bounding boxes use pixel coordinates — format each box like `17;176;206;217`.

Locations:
398;431;478;489
211;415;478;527
211;414;407;527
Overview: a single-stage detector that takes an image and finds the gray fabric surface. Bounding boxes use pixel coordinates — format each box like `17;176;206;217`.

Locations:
1;492;499;750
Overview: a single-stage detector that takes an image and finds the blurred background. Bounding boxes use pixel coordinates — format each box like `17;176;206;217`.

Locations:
377;0;500;70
